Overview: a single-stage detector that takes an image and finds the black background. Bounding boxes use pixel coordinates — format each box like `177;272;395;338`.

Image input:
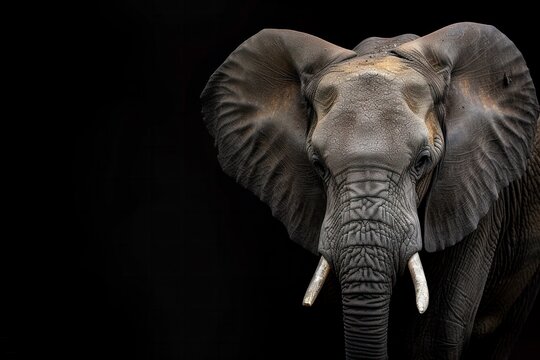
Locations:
11;1;538;359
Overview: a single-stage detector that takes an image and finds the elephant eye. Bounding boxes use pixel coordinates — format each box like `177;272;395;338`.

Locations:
414;150;432;178
312;154;329;180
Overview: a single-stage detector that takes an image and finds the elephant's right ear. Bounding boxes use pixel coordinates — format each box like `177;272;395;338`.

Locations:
201;29;356;254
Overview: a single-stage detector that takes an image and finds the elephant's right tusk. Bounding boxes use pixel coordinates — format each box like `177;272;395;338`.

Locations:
408;252;429;314
302;256;331;307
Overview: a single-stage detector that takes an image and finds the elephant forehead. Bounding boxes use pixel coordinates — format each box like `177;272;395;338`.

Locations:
321;55;419;81
316;56;431;107
312;56;433;173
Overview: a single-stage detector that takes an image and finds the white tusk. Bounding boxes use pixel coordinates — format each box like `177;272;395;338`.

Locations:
302;256;331;307
408;253;429;314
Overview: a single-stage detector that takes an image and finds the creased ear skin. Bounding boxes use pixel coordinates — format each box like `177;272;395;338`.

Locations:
397;23;540;252
201;29;356;254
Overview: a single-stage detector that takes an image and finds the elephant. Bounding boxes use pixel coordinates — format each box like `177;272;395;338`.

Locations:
200;22;540;359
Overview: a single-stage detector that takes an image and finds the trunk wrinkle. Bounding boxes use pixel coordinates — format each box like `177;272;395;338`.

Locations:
318;168;423;360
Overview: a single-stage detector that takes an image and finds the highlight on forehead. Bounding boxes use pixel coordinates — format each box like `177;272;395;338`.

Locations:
338;55;412;75
314;55;434;114
315;55;433;100
310;54;441;147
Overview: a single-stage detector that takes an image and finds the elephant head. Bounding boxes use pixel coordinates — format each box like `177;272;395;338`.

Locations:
201;23;539;359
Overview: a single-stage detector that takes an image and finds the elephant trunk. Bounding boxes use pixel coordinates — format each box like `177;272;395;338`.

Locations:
304;169;428;359
338;246;394;360
342;287;391;359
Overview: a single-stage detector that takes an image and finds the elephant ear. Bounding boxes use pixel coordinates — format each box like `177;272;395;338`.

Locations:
397;22;540;252
201;29;357;254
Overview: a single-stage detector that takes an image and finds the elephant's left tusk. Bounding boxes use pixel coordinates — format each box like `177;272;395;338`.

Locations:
302;256;331;307
408;253;429;314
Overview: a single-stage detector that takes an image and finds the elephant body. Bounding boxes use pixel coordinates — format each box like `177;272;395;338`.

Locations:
201;23;540;359
391;122;540;358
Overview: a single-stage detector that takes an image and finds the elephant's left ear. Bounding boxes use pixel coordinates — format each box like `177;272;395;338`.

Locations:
397;23;540;252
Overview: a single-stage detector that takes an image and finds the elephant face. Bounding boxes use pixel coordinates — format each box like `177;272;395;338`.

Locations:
305;56;443;358
201;23;539;359
310;56;438;176
310;56;442;269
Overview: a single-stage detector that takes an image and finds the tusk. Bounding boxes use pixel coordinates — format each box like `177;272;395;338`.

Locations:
408;253;429;314
302;256;331;307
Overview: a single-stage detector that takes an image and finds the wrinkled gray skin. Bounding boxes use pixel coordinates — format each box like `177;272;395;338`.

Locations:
201;23;540;359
